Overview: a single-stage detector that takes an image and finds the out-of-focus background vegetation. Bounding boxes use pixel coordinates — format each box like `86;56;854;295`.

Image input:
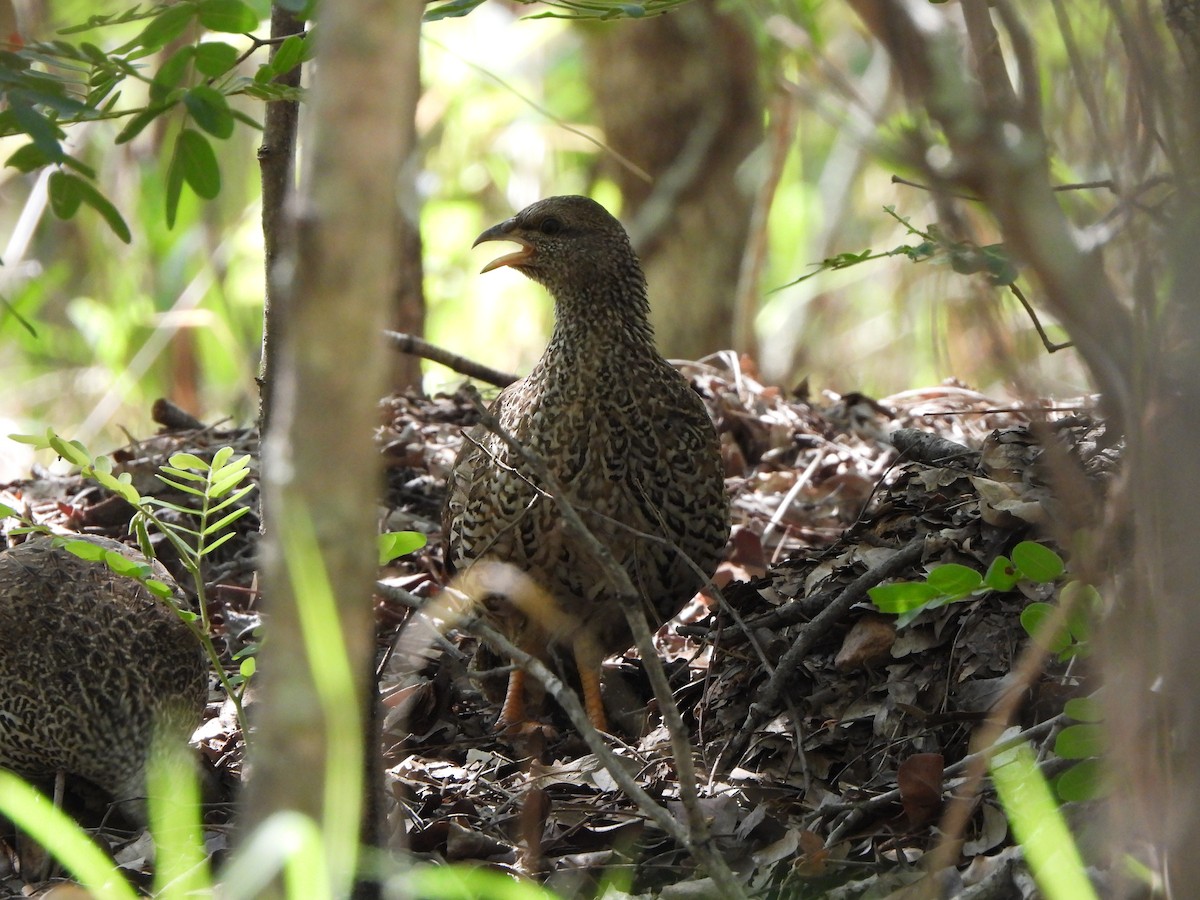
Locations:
1;0;1113;478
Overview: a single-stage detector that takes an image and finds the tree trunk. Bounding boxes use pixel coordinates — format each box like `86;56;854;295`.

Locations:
240;2;420;896
583;0;762;360
388;45;426;393
256;4;304;433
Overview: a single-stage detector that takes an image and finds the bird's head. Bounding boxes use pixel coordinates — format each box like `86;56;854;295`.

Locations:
473;195;643;299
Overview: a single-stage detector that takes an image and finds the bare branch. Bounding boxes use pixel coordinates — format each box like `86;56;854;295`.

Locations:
384;331;517;388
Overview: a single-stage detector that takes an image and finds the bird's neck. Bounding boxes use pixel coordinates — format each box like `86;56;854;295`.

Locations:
542;281;658;367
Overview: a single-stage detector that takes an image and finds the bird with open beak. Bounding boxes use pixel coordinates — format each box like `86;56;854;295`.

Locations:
444;195;730;733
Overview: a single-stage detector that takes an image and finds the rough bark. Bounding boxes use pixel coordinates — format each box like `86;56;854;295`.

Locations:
256;5;304;433
388;44;426;393
583;0;762;360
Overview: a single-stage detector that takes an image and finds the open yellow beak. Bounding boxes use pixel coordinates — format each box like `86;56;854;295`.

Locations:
473;221;535;273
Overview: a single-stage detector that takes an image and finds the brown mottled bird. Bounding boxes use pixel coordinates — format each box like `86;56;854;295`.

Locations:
0;536;207;823
443;195;730;732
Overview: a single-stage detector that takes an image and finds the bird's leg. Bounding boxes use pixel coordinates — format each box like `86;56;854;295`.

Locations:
499;668;527;727
573;633;608;733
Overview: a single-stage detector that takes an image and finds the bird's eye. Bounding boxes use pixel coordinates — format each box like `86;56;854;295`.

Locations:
539;217;563;236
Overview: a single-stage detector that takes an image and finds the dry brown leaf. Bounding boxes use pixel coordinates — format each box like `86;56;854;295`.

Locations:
897;752;945;826
835;615;897;670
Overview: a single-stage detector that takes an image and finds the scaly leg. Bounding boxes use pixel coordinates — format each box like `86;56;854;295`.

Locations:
574;635;607;733
499;668;526;727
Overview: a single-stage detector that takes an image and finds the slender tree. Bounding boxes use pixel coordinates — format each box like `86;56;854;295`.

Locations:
241;2;421;895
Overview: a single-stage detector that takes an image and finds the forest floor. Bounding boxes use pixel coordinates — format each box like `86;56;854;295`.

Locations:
0;351;1115;898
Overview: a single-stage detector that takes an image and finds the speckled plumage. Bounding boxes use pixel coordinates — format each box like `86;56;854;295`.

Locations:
0;536;207;821
444;196;730;728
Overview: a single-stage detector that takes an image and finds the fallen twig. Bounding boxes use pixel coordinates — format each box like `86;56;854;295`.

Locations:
384;330;517;388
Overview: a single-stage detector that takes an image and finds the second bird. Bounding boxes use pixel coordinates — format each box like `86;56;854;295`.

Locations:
444;195;730;732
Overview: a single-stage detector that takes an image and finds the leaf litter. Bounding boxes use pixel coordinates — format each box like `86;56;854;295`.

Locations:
0;353;1118;897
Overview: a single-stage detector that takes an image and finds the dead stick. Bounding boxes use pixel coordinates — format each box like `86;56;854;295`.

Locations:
384;330;516;388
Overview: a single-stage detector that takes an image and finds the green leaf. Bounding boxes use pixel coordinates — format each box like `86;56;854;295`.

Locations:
61;154;96;180
6;142;54;173
201;531;238;556
135;3;197;53
197;0;259;33
925;563;982;596
48;170;83;218
868;581;942;614
982;555;1018;591
162;461;210;479
204;505;251;535
209;469;249;498
133;515;155;561
1064;695;1103;723
212;457;252;482
194;40;239;77
0;502;17;518
70;6;166;32
7;526;50;537
1054;723;1104;760
103;549;153;580
166;136;186;228
1011;541;1064;582
424;0;488;21
184;85;234;138
268;33;305;78
146;506;201;531
240;655;257;678
169;452;211;471
1019;601;1071;654
1055;759;1107;802
155;477;207;498
151;45;194;103
47;433;91;467
9;100;64;160
378;531;428;565
116;104;175;145
145;579;176;600
58;538;105;562
87;80;121;112
8;432;52;449
68;175;133;242
211;446;235;469
79;42;111;65
92;469;142;505
176;128;221;198
207;484;255;514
